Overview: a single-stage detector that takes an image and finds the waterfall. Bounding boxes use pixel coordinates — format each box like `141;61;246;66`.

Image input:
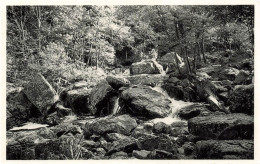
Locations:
151;86;193;125
111;97;120;115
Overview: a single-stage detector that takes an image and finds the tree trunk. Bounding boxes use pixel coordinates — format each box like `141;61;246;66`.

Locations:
201;34;207;64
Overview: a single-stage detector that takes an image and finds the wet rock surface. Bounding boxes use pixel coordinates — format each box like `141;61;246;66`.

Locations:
120;85;172;118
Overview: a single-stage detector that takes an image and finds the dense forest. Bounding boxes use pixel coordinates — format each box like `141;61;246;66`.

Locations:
6;5;254;160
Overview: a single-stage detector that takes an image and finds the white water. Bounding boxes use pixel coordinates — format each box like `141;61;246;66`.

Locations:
112;97;120;115
150;86;194;125
10;122;49;131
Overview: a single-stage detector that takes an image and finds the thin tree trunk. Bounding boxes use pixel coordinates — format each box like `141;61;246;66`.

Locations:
184;46;191;74
201;34;207;64
193;45;197;72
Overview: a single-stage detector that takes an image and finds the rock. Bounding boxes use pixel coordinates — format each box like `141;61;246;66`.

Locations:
94;148;106;156
87;114;137;136
158;52;184;73
167;77;181;84
178;103;211;120
210;81;228;92
87;80;118;116
196;140;253;159
197;65;222;77
106;76;130;90
137;134;178;153
23;73;59;115
228;84;254;115
147;149;177;159
73;81;88;89
126;74;168;86
219;67;239;81
161;84;184;100
218;92;229;103
234;70;250;84
132;150;150;159
6;87;40;130
110;151;129;159
153;122;170;134
120;86;171;118
130;59;164;75
106;136;137;155
188;113;253;139
182;142;195;156
55;104;72;117
193;73;229;113
81;147;94;159
105;133;130;142
60;87;91;114
45;112;62;126
131;124;153;138
81;140;96;149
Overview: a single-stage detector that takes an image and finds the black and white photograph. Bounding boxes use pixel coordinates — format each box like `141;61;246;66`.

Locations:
3;1;257;161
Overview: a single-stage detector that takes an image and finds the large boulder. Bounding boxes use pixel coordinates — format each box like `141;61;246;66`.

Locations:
86;114;137;136
60;87;91;114
23;73;59;115
106;136;137;155
120;86;171;118
188;113;253;140
178;103;211;120
137;134;178;153
196;140;253;159
106;76;130;90
130;59;164;75
87;80;118;116
126;74;168;86
6;86;40;130
228;84;254;115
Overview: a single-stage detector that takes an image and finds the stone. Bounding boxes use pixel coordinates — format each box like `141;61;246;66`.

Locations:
126;74;168;86
161;84;184;100
196;140;253;159
228;84;254;115
60;87;91;114
105;133;130;142
188;113;253;140
132;150;150;159
137;134;178;153
120;86;171;118
147;149;177;159
6;87;40;130
106;136;137;155
178;103;211;120
153;122;170;134
130;59;164;75
55;104;72;117
81;140;96;149
234;70;250;84
182;142;195;155
87;80;118;116
106;75;130;90
110;151;128;159
23;73;59;115
45;112;62;126
219;67;239;81
87;114;137;136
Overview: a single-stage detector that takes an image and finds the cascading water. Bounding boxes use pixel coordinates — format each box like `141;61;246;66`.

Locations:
112;97;120;115
150;86;194;125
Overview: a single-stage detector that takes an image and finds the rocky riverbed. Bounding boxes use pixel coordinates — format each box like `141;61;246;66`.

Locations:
6;59;254;160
